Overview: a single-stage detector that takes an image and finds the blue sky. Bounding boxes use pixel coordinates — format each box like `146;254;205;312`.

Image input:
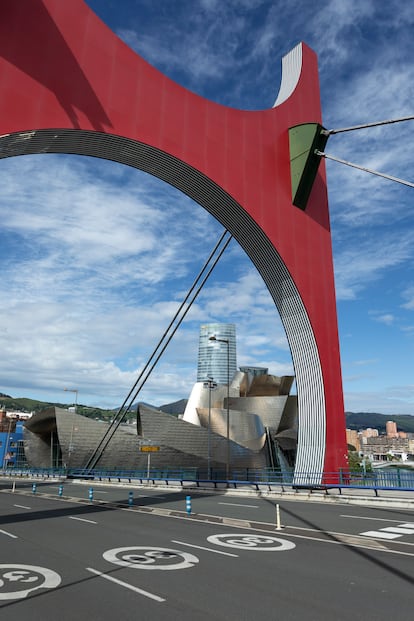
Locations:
1;0;413;414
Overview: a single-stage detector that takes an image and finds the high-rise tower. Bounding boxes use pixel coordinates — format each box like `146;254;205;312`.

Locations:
197;323;237;384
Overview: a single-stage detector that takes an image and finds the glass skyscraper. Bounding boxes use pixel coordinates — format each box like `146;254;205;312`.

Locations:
197;323;237;384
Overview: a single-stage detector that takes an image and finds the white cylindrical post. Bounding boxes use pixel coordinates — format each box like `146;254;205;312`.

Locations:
276;504;282;530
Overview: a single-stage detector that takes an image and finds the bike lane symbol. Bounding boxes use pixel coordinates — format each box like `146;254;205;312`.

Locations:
103;547;199;570
207;533;296;551
0;565;61;601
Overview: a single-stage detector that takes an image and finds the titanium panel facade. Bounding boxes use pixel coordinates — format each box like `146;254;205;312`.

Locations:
23;405;267;471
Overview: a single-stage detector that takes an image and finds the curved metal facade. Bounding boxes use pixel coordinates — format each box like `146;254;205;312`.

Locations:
0;0;348;479
23;406;267;471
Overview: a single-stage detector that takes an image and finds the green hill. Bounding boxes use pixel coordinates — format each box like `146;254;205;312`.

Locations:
0;395;115;421
345;412;414;433
2;392;413;432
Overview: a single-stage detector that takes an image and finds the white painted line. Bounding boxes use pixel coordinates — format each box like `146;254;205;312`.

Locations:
68;516;97;524
86;568;165;602
0;529;17;539
340;515;406;523
381;527;414;535
13;504;31;510
360;530;401;540
400;523;414;528
218;502;258;508
171;540;239;557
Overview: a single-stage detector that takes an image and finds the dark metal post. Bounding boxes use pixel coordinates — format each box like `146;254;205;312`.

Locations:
209;336;230;483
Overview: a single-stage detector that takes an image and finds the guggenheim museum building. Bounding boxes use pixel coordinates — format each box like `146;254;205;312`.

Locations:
23;324;298;475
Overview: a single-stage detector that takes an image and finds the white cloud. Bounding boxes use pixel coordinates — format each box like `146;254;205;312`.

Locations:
333;231;414;301
401;286;414;311
345;385;414;415
352;359;379;367
373;314;394;325
0;152;290;407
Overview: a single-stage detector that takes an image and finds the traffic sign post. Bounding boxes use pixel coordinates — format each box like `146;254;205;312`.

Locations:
139;446;160;480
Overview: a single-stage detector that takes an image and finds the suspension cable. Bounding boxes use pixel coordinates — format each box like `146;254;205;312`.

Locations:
84;230;233;470
324;114;414;135
315;150;414;189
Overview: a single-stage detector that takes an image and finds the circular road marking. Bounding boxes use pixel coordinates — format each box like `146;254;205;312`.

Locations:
103;546;199;570
0;564;61;600
207;533;296;551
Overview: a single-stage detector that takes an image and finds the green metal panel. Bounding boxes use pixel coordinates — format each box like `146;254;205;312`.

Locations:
289;123;328;210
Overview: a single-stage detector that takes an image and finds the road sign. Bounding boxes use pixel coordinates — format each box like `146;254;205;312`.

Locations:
140;446;160;452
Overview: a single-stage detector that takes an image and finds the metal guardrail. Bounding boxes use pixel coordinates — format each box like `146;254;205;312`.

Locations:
1;466;414;493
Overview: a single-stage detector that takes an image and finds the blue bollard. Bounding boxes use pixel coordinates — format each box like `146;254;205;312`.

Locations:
186;495;191;515
58;484;63;497
88;487;94;502
128;491;133;506
32;483;37;494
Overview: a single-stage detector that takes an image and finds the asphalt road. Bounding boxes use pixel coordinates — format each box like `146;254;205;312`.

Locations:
1;480;413;620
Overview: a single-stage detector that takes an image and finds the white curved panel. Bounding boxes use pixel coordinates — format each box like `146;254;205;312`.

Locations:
273;43;303;108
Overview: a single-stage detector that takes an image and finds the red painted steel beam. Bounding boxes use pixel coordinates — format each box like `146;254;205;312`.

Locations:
0;0;348;477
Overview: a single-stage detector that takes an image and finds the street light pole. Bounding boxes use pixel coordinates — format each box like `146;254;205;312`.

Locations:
64;387;78;468
203;376;217;479
209;336;230;482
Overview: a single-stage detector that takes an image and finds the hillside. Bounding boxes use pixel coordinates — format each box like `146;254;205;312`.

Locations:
345;412;414;433
0;394;115;421
2;393;413;431
159;399;188;416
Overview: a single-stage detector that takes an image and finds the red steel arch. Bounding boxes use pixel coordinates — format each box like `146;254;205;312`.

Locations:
0;0;347;478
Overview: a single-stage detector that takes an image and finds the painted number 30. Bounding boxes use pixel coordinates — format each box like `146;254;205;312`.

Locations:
207;533;296;551
121;551;176;564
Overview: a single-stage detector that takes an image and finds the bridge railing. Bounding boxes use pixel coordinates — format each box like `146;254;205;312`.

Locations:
1;465;413;493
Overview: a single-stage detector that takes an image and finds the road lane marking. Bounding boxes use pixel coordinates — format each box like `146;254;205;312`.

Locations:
360;521;414;541
341;515;414;523
218;502;258;508
222;517;251;527
332;533;387;549
171;540;239;557
86;568;165;602
381;526;414;535
360;530;401;540
68;516;97;524
277;531;414;556
0;529;18;539
13;504;31;510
